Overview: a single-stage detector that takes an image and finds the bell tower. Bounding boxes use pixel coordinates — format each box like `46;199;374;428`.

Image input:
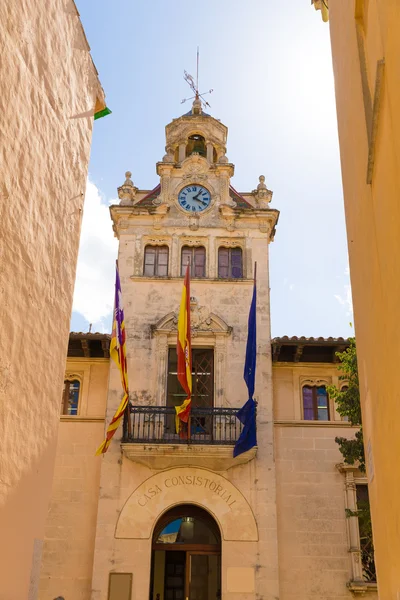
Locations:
92;100;280;600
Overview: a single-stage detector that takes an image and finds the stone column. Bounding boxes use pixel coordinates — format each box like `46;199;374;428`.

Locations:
207;142;214;163
339;465;364;581
178;143;186;162
171;234;179;278
214;337;226;408
155;334;169;406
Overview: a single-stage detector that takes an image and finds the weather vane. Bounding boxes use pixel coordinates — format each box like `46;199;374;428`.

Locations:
181;47;213;109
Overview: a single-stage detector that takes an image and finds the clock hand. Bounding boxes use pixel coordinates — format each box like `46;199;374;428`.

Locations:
194;197;207;206
192;191;202;201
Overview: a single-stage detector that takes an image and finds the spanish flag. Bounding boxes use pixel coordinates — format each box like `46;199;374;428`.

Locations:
96;266;129;455
175;265;192;432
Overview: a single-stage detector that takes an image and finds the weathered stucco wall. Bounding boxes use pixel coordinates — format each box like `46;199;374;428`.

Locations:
328;1;400;596
39;359;108;600
0;2;104;598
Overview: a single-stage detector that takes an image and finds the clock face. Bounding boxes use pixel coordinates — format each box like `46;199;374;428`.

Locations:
178;185;211;213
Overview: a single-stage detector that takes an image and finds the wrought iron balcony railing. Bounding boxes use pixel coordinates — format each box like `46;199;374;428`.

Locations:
122;405;245;445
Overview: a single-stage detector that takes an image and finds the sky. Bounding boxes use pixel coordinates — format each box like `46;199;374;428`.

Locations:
71;0;353;338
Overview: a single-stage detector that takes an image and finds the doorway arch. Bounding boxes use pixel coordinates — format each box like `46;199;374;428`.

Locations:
150;504;221;600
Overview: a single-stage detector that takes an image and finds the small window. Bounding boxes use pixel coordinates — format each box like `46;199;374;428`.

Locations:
302;385;329;420
218;247;243;279
61;379;80;415
144;245;169;277
181;246;206;277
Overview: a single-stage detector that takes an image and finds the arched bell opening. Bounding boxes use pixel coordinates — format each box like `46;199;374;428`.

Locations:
150;504;221;600
186;134;207;158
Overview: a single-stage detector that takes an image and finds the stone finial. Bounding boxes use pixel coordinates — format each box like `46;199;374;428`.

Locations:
192;96;202;115
218;153;229;164
257;175;267;191
118;170;138;205
253;174;272;207
124;171;134;186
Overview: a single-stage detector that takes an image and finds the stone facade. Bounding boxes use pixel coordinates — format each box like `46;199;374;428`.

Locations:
0;2;105;599
40;105;377;599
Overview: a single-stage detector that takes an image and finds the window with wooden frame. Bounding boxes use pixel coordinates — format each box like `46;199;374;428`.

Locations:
218;247;243;279
61;379;81;415
181;246;206;278
166;348;214;436
144;245;169;277
302;385;329;420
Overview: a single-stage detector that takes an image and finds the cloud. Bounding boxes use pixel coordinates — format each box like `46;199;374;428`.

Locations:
72;179;118;326
334;267;353;318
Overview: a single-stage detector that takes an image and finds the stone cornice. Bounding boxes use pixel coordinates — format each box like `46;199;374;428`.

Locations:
274;420;357;428
121;443;257;471
110;204;279;239
60;416;105;423
347;581;378;596
130;276;255;285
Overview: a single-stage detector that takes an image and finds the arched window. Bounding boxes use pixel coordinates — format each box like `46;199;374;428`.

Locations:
150;505;221;600
181;246;206;277
61;379;80;415
186;134;206;158
218;247;243;279
302;385;329;420
144;245;169;276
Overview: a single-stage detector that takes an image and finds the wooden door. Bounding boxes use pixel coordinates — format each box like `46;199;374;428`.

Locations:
187;552;221;600
164;551;186;600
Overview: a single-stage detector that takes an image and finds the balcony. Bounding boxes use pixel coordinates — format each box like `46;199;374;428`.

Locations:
121;406;257;471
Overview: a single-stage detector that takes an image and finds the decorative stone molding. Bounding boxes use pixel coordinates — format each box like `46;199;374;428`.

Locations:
252;175;273;208
115;466;258;541
118;171;138;205
219;205;237;231
143;236;171;247
347;581;378;596
151;305;232;337
179;236;208;248
64;371;83;383
152;203;170;230
189;214;200;231
300;377;330;387
121;444;257;472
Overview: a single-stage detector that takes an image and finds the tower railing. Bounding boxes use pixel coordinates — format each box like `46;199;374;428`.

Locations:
122;405;245;445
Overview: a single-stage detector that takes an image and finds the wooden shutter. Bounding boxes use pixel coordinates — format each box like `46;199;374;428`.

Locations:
157;246;169;276
144;246;156;276
181;246;192;276
231;248;243;278
218;248;229;278
194;247;206;277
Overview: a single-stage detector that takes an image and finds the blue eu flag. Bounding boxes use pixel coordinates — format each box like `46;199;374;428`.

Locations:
234;268;257;458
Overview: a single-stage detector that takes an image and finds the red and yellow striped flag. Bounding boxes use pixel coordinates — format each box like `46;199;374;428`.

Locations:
175;265;192;432
96;266;129;455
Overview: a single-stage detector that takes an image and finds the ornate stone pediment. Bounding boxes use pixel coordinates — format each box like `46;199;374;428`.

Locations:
180;155;209;180
151;301;232;337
